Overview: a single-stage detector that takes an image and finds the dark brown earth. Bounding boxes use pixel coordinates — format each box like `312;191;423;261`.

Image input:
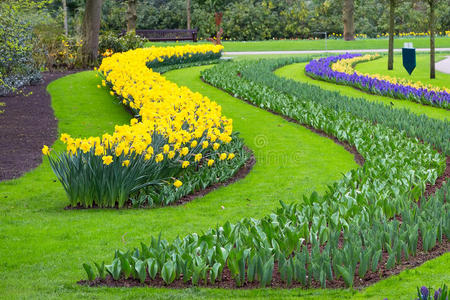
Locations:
0;72;75;182
78;237;449;289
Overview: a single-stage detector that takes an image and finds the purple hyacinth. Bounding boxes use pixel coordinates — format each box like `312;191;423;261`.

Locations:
421;286;430;299
305;54;450;109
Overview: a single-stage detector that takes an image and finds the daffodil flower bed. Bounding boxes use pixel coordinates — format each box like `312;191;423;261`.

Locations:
306;53;450;109
44;44;250;208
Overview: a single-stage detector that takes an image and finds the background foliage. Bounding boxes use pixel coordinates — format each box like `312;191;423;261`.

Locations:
57;0;450;41
0;1;47;95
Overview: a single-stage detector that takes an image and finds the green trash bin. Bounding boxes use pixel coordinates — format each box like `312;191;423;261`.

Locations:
402;43;416;75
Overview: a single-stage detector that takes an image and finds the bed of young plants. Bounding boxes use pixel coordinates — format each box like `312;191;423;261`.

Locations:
44;45;251;208
81;57;449;289
305;53;450;109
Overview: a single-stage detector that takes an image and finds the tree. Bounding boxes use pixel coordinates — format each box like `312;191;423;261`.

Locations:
427;0;437;79
187;0;191;29
81;0;102;65
127;0;137;32
342;0;354;41
387;0;397;70
196;0;234;45
62;0;68;36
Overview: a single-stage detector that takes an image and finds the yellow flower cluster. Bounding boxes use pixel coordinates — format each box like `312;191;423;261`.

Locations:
332;54;450;94
45;45;235;188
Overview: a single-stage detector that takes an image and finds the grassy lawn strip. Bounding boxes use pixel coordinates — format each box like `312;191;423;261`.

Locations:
275;63;450;121
0;66;357;298
145;37;450;52
355;54;450;89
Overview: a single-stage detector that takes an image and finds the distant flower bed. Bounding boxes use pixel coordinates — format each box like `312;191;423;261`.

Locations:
306;53;450;109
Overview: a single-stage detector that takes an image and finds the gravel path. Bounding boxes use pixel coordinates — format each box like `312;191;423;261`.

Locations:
436;56;450;74
224;48;450;55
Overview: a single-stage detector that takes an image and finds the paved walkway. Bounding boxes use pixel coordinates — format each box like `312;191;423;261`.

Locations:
436;56;450;74
224;48;450;55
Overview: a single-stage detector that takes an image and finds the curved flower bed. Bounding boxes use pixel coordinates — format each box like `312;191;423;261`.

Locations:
44;45;250;208
332;53;450;95
81;59;448;289
306;53;450;109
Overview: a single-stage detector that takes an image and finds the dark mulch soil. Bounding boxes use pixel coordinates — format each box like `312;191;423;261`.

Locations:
64;147;256;210
78;237;449;290
0;72;76;182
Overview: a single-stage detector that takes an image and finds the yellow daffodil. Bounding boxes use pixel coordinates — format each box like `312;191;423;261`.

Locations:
102;155;113;165
173;180;182;188
155;153;164;162
42;145;50;155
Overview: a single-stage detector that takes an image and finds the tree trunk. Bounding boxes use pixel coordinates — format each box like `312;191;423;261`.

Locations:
388;0;395;70
62;0;68;36
82;0;102;66
127;0;137;33
186;0;191;30
343;0;354;41
215;12;223;45
429;0;436;79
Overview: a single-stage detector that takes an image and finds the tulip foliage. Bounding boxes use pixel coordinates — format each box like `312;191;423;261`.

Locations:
83;58;449;288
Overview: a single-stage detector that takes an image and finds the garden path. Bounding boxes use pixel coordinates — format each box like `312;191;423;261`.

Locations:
436;56;450;74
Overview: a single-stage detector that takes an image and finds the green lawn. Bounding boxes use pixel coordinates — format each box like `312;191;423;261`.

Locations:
145;36;450;52
275;62;450;121
0;67;359;299
355;54;450;89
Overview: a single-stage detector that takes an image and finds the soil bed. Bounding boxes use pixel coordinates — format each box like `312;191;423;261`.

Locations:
0;72;75;182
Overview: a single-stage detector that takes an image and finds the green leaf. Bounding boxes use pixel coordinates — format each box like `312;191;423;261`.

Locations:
146;258;158;280
161;261;176;285
105;258;121;280
94;261;106;280
119;254;132;279
210;262;221;284
135;260;147;284
371;249;382;272
336;265;353;287
83;263;96;281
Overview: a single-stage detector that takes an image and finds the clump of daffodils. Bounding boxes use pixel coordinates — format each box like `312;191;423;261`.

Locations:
43;45;237;207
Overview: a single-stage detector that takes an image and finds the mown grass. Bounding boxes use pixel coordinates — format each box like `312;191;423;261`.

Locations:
354;54;450;89
145;36;450;52
0;66;358;299
274;60;450;121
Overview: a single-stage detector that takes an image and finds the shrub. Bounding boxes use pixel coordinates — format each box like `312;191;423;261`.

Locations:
98;31;146;58
32;24;84;70
0;3;41;95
